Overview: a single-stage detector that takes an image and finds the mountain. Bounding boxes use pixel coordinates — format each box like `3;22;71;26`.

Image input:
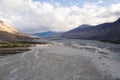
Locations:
33;31;56;37
0;20;23;35
61;18;120;40
68;24;91;33
0;20;31;42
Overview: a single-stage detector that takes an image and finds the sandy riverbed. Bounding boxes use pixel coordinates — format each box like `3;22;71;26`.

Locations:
0;40;120;80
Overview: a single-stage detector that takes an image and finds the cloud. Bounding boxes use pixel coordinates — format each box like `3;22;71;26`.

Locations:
98;0;104;4
0;0;120;33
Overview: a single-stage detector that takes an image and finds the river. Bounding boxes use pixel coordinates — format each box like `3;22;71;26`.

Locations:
0;39;120;80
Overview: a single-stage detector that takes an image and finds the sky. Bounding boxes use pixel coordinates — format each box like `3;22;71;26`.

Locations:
0;0;120;33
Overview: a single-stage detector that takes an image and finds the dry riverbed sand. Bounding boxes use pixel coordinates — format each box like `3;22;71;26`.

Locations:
0;42;120;80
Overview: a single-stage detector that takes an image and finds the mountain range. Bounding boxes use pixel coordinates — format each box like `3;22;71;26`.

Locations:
61;18;120;40
1;18;120;42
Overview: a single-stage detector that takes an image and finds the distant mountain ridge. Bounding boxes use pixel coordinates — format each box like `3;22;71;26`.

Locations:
0;20;31;42
61;18;120;40
33;31;56;37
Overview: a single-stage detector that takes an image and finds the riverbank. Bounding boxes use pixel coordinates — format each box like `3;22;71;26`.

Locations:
0;42;31;56
0;48;30;56
0;41;49;56
100;40;120;44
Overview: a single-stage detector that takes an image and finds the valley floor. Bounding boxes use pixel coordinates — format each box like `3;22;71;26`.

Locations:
0;39;120;80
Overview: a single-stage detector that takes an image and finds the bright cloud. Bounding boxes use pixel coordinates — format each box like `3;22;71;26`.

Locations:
98;0;104;4
0;0;120;33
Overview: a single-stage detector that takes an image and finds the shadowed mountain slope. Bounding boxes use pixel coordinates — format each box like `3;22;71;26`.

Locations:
61;18;120;40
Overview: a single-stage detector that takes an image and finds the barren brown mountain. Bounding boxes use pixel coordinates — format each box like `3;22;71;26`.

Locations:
0;20;31;42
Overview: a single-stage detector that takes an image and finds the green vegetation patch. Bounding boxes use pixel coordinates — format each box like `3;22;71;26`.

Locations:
0;41;49;56
0;48;30;56
0;42;31;48
0;42;32;56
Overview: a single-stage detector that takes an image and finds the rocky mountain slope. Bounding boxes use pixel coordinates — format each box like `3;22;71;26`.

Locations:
0;20;31;42
61;18;120;40
0;20;22;35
